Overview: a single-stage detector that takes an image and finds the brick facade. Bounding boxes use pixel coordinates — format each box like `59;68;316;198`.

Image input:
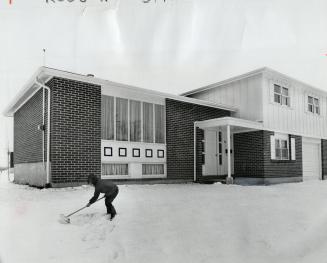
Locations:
321;139;327;180
165;98;230;180
14;89;44;164
234;130;302;182
46;77;101;186
234;131;265;178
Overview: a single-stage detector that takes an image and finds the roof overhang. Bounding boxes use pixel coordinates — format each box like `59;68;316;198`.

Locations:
195;117;263;133
3;67;51;117
3;67;237;117
181;66;327;97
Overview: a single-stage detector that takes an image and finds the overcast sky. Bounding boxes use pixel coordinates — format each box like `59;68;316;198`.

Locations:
0;0;326;166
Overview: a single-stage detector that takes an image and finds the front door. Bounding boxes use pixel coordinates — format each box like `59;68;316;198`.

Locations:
203;128;233;176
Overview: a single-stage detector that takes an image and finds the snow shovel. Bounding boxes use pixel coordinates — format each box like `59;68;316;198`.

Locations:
59;196;105;224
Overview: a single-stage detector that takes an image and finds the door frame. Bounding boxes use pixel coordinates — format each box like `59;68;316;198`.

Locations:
202;128;233;176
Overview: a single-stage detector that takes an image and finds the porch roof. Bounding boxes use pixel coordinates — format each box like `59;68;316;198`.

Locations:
194;117;264;131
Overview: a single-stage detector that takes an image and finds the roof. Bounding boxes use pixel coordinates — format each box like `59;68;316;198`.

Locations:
181;67;327;97
195;117;264;131
3;67;237;117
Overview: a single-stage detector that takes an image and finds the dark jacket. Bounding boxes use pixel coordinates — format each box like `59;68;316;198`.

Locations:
89;178;118;204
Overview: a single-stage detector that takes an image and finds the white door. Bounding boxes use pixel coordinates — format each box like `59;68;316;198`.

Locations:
203;129;232;176
302;142;320;181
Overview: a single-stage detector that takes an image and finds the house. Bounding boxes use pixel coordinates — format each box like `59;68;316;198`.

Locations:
3;67;326;187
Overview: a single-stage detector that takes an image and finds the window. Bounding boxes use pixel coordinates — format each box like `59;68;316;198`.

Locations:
143;102;154;143
101;96;114;140
132;148;140;157
101;96;165;144
218;131;222;165
157;149;165;158
142;164;164;175
274;84;290;106
275;139;289;160
118;147;127;157
102;164;128;176
145;149;153;158
130;100;141;141
271;134;296;161
155;104;165;143
104;147;112;156
308;96;320;114
116;98;128;141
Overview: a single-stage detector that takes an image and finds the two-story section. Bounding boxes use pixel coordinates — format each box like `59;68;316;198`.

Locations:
183;67;327;184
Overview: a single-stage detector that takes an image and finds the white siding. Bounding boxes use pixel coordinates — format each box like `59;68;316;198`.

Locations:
189;74;263;122
262;71;327;139
102;84;165;105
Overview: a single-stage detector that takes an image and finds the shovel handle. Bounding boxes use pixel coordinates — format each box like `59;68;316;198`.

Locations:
66;196;106;218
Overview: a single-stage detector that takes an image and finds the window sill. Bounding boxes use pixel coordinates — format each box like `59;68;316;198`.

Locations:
304;110;322;118
270;101;294;110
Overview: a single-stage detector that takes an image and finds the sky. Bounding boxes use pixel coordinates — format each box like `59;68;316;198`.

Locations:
0;0;326;166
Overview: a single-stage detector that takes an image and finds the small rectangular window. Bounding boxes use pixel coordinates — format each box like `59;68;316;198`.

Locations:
102;164;128;176
274;84;281;93
219;155;222;165
142;164;164;175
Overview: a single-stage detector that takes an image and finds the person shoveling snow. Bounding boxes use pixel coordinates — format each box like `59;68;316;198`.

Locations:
59;174;119;224
87;174;119;221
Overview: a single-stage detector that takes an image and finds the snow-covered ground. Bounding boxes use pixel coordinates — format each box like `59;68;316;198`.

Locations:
1;174;327;263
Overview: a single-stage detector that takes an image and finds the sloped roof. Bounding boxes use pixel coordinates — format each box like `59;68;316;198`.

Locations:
181;67;326;96
3;67;237;117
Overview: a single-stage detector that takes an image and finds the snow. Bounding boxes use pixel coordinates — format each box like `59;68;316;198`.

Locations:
1;174;327;263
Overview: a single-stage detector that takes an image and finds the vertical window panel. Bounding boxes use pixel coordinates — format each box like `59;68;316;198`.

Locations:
155;104;165;143
130;100;141;142
143;102;154;143
101;95;114;140
116;98;128;141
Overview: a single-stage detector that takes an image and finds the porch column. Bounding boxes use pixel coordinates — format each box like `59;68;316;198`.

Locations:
226;124;233;184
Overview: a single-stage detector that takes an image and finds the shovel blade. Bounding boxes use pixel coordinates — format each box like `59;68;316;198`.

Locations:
59;214;70;224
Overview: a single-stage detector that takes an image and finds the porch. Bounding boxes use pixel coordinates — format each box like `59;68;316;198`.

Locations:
194;117;264;184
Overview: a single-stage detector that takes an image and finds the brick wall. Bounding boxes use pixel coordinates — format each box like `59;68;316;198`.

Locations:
165;98;230;180
14;89;44;164
234;130;302;180
234;131;265;177
321;139;327;180
46;77;101;186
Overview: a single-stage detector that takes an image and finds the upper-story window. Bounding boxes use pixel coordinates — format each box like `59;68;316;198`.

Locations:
274;84;290;106
307;96;320;114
